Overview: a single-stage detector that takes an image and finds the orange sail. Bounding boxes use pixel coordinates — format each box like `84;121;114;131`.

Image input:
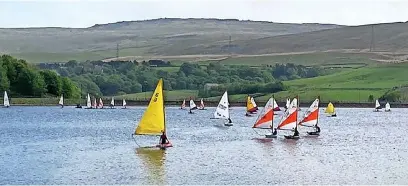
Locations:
299;98;319;127
246;96;257;113
253;97;275;129
277;98;298;130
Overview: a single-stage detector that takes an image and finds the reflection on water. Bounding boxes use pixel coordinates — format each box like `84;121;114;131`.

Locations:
136;148;166;185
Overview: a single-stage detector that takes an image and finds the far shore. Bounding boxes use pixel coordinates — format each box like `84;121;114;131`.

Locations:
5;100;407;108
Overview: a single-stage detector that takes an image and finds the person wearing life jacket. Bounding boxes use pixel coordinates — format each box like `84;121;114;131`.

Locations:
272;128;277;135
159;131;169;145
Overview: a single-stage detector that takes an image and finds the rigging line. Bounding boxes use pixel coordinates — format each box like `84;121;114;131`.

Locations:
131;134;141;147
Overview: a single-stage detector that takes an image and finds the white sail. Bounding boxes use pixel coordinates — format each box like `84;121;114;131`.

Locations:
110;97;115;106
3;91;10;107
189;99;197;109
199;98;205;109
278;98;298;130
59;95;64;106
299;99;319;127
253;97;275;129
375;99;381;109
385;102;390;111
86;94;92;108
122;99;126;107
250;97;257;108
273;99;280;110
99;98;104;108
213;91;229;119
286;98;290;108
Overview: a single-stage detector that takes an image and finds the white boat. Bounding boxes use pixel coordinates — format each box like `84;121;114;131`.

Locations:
385;102;391;112
110;97;115;109
374;99;381;112
58;95;64;108
85;93;93;109
99;98;104;109
122;99;127;109
189;99;197;114
180;99;186;109
213;91;233;126
3;91;10;108
199;98;206;110
299;98;320;135
252;96;277;138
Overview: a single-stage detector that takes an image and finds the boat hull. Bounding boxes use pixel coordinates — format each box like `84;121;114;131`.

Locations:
156;143;173;149
265;134;277;138
284;135;300;139
224;123;233;127
307;131;320;135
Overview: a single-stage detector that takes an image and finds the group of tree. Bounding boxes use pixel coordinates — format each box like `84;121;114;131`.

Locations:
0;55;80;98
38;59;327;97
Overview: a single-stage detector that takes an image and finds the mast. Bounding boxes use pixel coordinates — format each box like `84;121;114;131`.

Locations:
316;96;320;126
163;80;166;133
295;95;299;133
271;95;275;131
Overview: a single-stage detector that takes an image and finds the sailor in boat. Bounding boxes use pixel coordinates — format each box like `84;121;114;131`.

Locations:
159;131;170;146
293;128;299;137
189;109;193;114
272;128;277;135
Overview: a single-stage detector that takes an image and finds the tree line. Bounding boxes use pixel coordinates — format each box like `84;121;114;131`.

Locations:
0;55;80;98
38;59;326;97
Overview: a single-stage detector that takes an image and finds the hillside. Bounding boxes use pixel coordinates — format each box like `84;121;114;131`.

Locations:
0;18;340;62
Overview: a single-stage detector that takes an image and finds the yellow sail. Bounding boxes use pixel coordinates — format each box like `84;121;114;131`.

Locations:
325;102;335;114
246;96;256;112
135;79;165;135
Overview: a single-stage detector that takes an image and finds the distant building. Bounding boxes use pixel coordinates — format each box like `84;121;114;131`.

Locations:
204;83;219;90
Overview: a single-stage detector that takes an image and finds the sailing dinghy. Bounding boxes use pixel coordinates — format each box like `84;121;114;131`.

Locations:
3;91;10;108
133;79;172;149
84;93;93;109
189;99;197;114
122;99;127;109
251;97;258;112
59;95;64;108
277;97;300;139
385;102;391;112
374;99;381;112
245;96;257;116
109;97;115;109
180;99;186;110
253;96;278;138
198;98;206;110
299;98;320;135
213;91;233;126
325;102;336;117
93;97;97;109
98;98;104;109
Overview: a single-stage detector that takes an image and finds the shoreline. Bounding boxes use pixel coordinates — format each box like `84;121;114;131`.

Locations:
5;100;408;108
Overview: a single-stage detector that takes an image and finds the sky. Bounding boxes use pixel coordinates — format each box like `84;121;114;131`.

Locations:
0;0;407;28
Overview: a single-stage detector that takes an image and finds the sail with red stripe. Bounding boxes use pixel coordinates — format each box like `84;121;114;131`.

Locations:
277;98;298;130
299;98;319;127
253;97;275;129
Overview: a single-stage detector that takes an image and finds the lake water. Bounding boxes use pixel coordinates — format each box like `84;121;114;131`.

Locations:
1;106;408;184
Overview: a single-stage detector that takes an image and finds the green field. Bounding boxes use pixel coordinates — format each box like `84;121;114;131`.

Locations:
115;90;199;101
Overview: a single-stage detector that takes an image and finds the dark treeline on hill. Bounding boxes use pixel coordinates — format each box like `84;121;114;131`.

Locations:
0;55;80;98
39;59;326;97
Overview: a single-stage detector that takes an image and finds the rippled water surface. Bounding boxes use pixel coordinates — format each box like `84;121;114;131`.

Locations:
1;106;408;184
